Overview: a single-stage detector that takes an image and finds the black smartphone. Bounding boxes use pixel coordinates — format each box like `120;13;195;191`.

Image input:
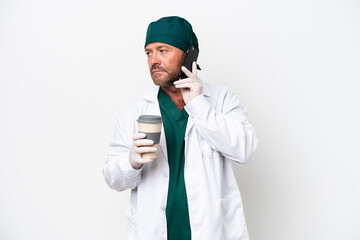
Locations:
179;45;199;79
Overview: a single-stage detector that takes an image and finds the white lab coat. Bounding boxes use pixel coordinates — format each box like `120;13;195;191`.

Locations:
104;81;258;240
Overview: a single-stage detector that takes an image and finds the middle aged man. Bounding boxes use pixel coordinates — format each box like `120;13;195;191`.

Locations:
104;16;258;240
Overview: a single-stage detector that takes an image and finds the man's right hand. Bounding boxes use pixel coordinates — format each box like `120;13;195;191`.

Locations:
129;133;157;169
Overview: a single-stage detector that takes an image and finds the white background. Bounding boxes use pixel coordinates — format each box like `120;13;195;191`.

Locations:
1;0;359;239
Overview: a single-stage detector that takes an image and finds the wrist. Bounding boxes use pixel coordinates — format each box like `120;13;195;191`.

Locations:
130;160;143;170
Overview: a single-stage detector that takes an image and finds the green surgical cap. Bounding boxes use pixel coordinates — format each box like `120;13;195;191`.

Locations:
145;16;199;53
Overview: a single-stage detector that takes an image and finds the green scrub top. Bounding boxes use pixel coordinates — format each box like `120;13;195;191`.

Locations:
158;88;191;240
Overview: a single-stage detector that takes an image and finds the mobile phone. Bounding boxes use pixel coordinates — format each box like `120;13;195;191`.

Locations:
179;45;199;79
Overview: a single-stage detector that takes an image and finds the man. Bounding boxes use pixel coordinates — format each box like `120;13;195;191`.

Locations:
104;16;258;240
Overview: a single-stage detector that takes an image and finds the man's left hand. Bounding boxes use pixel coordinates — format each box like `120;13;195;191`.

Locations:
174;61;202;104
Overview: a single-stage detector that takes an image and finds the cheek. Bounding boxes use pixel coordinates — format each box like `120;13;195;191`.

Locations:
174;59;183;73
169;55;182;69
175;54;185;67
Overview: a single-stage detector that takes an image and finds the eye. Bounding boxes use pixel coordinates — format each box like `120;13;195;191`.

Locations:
160;49;167;54
145;51;152;56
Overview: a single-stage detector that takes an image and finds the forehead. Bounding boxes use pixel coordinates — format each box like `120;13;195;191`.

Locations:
145;42;174;51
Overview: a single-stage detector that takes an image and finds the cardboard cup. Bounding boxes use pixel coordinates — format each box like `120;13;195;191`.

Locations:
137;115;163;159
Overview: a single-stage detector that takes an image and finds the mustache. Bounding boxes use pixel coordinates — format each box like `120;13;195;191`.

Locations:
151;64;167;72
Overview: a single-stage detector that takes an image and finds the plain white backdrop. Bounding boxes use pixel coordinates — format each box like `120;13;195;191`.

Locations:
1;0;359;239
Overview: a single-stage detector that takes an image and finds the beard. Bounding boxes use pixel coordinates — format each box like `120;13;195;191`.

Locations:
150;64;180;87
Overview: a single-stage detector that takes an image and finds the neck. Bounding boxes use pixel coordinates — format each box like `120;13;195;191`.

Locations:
161;85;185;111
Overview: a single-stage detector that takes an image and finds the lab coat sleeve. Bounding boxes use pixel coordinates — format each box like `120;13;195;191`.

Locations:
184;88;258;164
103;113;143;191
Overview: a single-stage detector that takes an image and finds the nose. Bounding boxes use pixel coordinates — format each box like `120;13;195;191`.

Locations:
149;52;161;66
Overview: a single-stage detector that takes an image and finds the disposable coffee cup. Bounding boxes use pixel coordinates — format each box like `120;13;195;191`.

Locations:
137;115;163;159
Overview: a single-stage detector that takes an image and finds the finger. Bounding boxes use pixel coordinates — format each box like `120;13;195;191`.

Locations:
174;78;193;85
192;61;198;77
175;82;193;89
181;65;194;78
136;146;157;154
134;139;154;147
133;132;146;141
138;157;154;164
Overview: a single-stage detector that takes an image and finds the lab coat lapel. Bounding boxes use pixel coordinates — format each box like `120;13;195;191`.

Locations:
185;117;194;137
185;80;210;137
150;104;167;161
158;126;167;160
142;85;168;160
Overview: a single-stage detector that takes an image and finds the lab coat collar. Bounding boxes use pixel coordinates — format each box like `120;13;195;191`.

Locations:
142;85;160;103
141;79;211;103
199;79;211;97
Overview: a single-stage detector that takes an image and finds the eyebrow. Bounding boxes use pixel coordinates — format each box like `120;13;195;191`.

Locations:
145;45;170;52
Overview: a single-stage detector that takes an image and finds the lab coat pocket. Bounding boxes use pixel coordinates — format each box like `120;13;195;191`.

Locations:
126;207;138;240
221;193;249;240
